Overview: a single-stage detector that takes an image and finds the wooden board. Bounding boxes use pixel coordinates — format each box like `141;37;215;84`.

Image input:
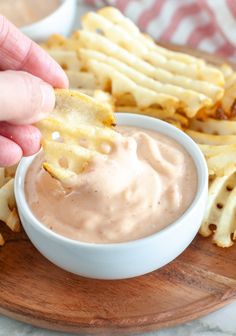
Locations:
1;47;236;335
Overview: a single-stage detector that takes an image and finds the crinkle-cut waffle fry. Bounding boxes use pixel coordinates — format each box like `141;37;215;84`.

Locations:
43;140;93;181
221;73;236;117
199;144;236;176
46;89;115;127
186;129;236;145
75;30;223;87
85;59;179;113
79;49;214;117
201;145;236;176
200;167;236;247
37;89;119;184
0;178;21;234
189;118;236;135
97;7;205;65
0;166;15;188
41;119;118;152
219;64;234;80
199;144;236;157
65;70;97;90
81;12;224;86
165;113;189;128
0;165;19;245
76;89;115;111
92;90;114;111
5;165;17;178
79;48;223;102
41;34;79;51
47;50;81;71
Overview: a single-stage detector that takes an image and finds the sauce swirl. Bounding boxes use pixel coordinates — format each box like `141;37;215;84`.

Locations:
25;126;197;243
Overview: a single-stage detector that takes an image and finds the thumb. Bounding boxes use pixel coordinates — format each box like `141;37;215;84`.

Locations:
0;70;55;125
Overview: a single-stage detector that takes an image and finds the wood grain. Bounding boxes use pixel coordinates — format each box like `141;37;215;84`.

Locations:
1;222;236;335
1;47;236;335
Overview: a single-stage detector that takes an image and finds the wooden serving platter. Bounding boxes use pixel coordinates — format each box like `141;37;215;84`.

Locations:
1;47;236;335
1;223;236;335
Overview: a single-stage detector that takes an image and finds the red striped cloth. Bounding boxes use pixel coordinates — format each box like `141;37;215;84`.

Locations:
84;0;236;60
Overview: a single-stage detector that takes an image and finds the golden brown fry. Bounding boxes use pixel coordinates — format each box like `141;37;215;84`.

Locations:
47;50;81;71
189;118;236;135
65;70;97;90
0;179;21;233
221;73;236;117
186;129;236;145
85;59;179;113
81;11;224;85
37;89;119;184
200;167;236;247
79;48;215;117
42;34;79;51
98;7;206;65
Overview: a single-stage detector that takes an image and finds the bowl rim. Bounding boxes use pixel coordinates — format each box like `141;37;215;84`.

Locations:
14;113;208;249
20;0;74;30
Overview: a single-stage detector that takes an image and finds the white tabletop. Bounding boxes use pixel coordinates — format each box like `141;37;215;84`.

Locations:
1;2;236;335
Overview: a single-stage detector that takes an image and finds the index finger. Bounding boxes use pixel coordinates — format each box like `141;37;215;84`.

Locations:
0;15;68;88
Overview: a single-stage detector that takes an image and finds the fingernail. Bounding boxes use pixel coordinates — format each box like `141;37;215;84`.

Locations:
40;82;55;116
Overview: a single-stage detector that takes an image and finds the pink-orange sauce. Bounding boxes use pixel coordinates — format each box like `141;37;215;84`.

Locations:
25;126;197;243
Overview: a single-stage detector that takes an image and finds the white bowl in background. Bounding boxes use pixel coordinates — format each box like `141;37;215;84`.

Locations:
14;114;208;280
21;0;77;41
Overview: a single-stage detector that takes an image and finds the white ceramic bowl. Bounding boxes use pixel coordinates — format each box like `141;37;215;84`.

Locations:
21;0;77;41
14;114;208;280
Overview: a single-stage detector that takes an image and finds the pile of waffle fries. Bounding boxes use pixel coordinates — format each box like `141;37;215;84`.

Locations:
2;7;236;248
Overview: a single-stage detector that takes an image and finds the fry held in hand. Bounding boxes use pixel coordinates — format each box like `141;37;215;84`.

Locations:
37;89;120;184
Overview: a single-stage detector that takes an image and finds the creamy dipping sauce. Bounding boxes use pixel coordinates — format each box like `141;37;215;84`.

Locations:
0;0;61;27
25;127;197;243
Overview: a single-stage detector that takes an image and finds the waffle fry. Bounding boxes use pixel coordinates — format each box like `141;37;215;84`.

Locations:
199;144;236;176
186;130;236;145
200;167;236;247
47;50;81;71
81;11;224;86
86;59;179;113
65;70;97;89
97;7;205;65
79;48;222;102
221;73;236;117
41;34;79;51
187;115;236;246
79;49;215;117
37;89;119;184
75;31;223;117
41;8;225;117
189;118;236;135
0;177;21;245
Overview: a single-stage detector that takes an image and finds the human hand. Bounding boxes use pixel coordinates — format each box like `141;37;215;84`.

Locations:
0;15;68;167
